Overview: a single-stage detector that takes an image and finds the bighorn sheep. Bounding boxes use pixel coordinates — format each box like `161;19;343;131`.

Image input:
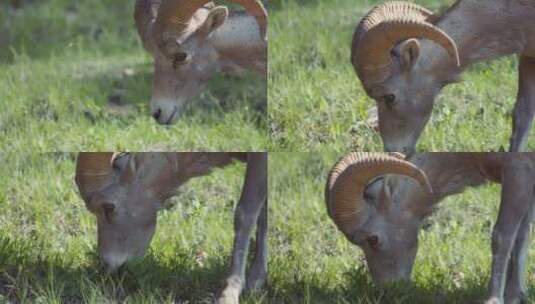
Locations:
134;0;267;124
326;152;535;304
352;1;535;153
75;152;267;304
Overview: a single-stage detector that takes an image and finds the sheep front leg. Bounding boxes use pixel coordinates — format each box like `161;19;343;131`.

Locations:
509;56;535;152
246;200;268;291
486;158;533;304
504;205;534;304
217;153;267;304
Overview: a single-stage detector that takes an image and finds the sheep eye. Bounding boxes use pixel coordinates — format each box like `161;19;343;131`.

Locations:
383;94;396;105
173;52;189;68
102;203;115;219
366;235;380;249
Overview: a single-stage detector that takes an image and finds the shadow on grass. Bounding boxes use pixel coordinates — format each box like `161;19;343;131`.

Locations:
0;234;232;302
268;265;490;304
74;61;266;126
1;0;266;128
0;0;136;64
341;267;486;304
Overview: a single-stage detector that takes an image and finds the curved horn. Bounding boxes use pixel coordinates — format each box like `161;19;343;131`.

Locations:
75;152;116;201
351;1;459;85
325;152;433;237
155;0;267;41
381;1;438;21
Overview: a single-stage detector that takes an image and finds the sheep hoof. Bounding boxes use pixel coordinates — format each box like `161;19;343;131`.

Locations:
215;294;239;304
216;276;242;304
484;297;503;304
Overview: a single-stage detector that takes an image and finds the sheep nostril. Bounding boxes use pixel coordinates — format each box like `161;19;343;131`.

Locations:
152;109;162;120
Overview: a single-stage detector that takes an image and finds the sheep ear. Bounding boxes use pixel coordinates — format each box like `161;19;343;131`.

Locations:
377;178;394;212
112;153;137;184
399;38;420;70
112;153;129;171
199;6;228;37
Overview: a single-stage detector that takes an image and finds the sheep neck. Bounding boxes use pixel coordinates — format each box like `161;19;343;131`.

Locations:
421;0;534;81
401;153;500;217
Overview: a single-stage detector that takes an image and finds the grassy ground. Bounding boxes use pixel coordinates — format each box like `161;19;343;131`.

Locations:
268;152;535;303
0;153;268;303
3;0;535;303
269;0;530;152
3;153;533;303
0;0;266;152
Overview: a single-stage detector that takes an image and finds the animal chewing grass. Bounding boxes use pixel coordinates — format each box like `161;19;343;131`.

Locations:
0;153;265;303
1;152;534;303
0;0;267;151
269;0;526;152
268;152;535;303
2;0;535;303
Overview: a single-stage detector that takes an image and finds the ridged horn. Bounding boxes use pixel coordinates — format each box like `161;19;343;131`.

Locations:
325;152;433;237
351;1;459;85
75;152;116;201
154;0;267;41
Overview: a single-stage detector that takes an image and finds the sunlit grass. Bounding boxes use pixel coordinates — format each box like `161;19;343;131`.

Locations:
269;0;523;152
268;152;535;303
2;152;534;303
0;153;263;303
0;0;267;151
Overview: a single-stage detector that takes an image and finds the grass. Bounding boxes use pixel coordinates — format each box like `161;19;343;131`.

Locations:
2;153;534;303
0;153;267;303
268;0;530;152
3;0;535;303
0;0;267;151
268;152;535;303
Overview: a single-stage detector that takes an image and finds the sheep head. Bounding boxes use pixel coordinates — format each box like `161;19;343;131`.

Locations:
325;152;433;284
75;153;187;272
134;0;267;124
351;1;460;154
76;152;237;272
